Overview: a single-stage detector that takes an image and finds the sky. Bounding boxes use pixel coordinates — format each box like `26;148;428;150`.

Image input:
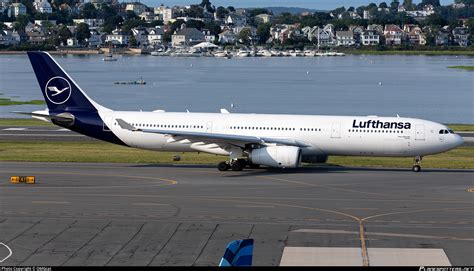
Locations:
141;0;454;10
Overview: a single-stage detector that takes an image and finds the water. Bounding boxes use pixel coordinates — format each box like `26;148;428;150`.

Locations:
0;54;473;123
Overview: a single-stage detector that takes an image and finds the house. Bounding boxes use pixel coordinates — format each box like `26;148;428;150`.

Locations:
384;24;404;45
131;27;149;46
87;29;104;47
255;13;273;24
34;20;56;26
154;5;174;23
336;31;355;46
316;27;334;46
105;29;129;45
301;26;318;42
367;24;383;34
11;30;27;44
33;0;52;13
361;30;380;46
0;30;19;46
171;27;205;47
202;29;216;43
436;31;450;46
406;27;426;45
0;0;10;13
363;10;372;20
349;25;364;44
26;28;47;44
9;3;26;17
147;27;164;45
225;14;247;27
218;29;236;44
126;2;147;15
139;11;157;22
452;27;469;47
73;19;104;29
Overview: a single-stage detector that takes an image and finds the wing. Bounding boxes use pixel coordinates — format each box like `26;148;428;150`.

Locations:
116;119;310;148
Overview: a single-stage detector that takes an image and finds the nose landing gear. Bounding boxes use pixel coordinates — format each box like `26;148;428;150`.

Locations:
412;156;422;172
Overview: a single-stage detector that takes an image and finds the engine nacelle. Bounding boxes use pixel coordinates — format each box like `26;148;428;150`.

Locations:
301;154;328;164
249;146;302;168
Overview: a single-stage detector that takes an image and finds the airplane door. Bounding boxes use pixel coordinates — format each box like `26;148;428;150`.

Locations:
206;121;213;133
415;124;425;141
103;115;113;132
331;123;341;138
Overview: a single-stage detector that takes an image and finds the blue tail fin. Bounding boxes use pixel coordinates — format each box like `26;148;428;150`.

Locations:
27;51;100;112
219;239;253;267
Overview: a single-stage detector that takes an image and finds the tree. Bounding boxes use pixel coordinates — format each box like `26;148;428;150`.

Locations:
185;19;205;30
421;0;441;6
81;3;98;19
122;19;146;32
423;13;447;26
199;0;214;13
256;23;270;44
76;23;90;44
379;2;388;8
185;5;204;18
403;0;415;10
204;21;221;35
215;6;228;18
227;6;235;12
390;0;400;12
13;14;31;31
129;35;137;47
57;25;72;45
237;28;251;45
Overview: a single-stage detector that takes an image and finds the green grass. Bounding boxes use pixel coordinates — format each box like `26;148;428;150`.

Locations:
0;118;53;126
0;140;472;169
447;124;474;132
0;98;45;106
448;66;474;71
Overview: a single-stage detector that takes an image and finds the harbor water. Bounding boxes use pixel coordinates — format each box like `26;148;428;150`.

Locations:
0;54;472;123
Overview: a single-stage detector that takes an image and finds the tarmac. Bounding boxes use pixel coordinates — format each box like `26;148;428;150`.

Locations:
1;126;473;145
0;162;473;266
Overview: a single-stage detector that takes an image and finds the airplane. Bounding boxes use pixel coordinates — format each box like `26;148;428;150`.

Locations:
19;51;463;172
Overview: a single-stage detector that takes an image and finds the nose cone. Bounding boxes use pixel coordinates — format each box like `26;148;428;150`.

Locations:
455;134;464;147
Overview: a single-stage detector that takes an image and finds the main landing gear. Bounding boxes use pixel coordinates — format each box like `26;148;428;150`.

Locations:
217;159;248;171
412;156;422;172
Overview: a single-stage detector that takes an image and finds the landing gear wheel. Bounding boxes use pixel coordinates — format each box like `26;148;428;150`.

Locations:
248;163;260;169
231;160;244;171
412;156;422;172
218;161;230;171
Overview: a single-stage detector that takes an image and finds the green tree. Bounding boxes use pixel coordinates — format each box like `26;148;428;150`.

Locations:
256;23;270;44
13;14;31;31
75;23;90;44
237;28;251;45
57;25;72;45
185;19;205;30
122;19;146;32
390;0;400;12
227;6;235;12
185;5;204;18
421;0;441;6
81;3;98;18
379;2;388;8
129;35;137;47
204;21;221;35
215;6;228;18
199;0;214;13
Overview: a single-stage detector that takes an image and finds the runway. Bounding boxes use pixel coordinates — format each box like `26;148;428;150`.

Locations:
0;162;473;266
1;125;473;145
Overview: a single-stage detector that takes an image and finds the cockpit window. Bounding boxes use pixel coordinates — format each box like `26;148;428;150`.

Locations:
439;129;444;134
448;129;454;134
439;129;450;134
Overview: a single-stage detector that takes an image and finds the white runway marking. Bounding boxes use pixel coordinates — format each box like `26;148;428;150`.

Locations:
0;242;12;263
3;128;26;131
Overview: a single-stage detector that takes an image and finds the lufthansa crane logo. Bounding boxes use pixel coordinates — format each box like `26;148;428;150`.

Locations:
45;76;72;104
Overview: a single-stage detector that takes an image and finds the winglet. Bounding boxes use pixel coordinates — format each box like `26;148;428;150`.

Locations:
219;239;253;267
116;119;139;131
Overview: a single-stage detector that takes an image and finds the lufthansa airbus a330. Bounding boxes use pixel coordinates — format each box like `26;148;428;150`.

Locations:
19;52;463;172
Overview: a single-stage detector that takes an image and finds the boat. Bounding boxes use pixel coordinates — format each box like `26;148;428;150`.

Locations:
114;77;146;85
103;46;117;61
236;49;250;57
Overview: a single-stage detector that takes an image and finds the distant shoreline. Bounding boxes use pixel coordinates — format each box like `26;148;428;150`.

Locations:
1;49;473;56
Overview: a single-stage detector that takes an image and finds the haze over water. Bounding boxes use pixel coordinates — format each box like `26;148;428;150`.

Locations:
0;54;472;123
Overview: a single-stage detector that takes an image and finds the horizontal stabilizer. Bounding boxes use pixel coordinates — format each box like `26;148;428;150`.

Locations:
219;239;254;267
13;111;74;122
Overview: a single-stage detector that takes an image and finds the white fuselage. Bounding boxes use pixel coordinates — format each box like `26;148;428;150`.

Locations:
100;111;463;158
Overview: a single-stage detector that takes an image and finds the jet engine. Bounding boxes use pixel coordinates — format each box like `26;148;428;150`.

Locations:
249;146;301;168
301;154;328;164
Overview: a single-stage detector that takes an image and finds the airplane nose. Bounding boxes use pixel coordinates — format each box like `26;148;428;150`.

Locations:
456;134;464;147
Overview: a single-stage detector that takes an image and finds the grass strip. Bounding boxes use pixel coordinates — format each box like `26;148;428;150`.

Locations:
448;66;474;71
0;140;472;169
